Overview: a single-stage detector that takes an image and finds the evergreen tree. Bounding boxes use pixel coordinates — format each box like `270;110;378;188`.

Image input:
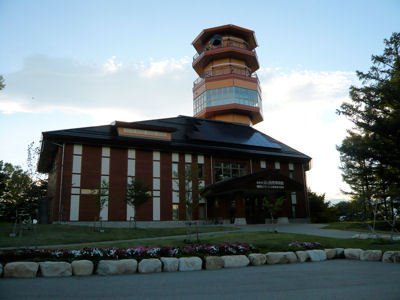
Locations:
0;75;5;90
337;32;400;223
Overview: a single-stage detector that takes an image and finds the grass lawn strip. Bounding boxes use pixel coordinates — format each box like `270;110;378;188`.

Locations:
69;231;400;253
0;223;237;248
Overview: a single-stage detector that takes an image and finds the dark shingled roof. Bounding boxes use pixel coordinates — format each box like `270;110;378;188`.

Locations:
38;115;311;172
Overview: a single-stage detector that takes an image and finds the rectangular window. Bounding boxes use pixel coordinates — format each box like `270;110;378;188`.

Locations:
291;192;297;204
172;204;179;221
172;153;179;162
153;197;160;221
101;157;110;175
197;155;204;164
172;163;179;178
185;163;192;176
171;154;180;220
172;180;179;191
71;174;81;187
153;178;160;190
128;149;136;159
260;160;266;169
73;144;82;155
102;147;110;157
198;163;204;179
172;191;179;203
214;161;247;182
127;149;136;220
153;151;160;161
70;195;80;221
274;161;280;170
289;163;294;171
127;159;135;177
153;161;161;178
72;155;82;174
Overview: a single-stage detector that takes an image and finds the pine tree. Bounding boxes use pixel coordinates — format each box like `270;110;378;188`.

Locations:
337;32;400;224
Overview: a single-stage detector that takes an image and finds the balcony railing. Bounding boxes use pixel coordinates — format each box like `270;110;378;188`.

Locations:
193;40;255;61
193;66;260;88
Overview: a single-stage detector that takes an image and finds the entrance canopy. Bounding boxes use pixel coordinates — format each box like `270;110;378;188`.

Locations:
202;169;304;197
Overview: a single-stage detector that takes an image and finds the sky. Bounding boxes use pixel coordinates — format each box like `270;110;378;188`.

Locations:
0;0;399;203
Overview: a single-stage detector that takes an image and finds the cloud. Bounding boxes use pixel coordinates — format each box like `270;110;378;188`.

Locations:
0;55;193;120
0;56;356;202
103;56;122;74
256;68;357;202
141;57;191;78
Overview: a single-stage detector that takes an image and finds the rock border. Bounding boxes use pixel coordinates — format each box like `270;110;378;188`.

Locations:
1;249;398;278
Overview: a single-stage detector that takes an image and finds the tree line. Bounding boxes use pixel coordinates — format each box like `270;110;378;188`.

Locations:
336;32;399;227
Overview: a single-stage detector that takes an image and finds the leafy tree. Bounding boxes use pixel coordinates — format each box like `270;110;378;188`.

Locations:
126;178;151;221
0;75;5;90
263;195;284;224
337;32;400;225
95;180;109;220
0;161;33;221
91;180;109;231
308;190;336;223
27;141;47;181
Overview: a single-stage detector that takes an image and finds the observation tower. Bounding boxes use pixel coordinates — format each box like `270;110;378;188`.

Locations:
192;24;263;126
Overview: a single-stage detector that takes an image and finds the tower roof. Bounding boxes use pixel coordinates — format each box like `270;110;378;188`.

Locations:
192;24;258;53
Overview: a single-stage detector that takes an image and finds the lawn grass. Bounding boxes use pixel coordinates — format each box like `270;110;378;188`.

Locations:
323;221;400;232
82;231;400;253
2;223;399;253
0;223;237;248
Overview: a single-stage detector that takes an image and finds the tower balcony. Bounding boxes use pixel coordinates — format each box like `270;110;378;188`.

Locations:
192;42;259;75
193;39;251;60
193;66;260;90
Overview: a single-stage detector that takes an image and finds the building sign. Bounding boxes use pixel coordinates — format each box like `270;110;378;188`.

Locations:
256;180;284;189
81;189;99;195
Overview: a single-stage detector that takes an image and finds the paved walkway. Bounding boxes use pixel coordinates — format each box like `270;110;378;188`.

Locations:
2;260;400;300
239;223;360;238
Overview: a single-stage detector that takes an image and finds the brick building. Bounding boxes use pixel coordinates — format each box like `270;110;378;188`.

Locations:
38;25;311;224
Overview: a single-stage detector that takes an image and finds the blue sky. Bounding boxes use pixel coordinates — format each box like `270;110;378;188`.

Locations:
0;0;399;202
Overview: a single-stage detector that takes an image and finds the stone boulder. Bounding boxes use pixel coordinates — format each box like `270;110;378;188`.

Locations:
266;252;297;264
160;257;179;272
71;260;94;276
221;255;250;268
360;250;382;262
382;251;400;263
248;253;267;266
205;256;224;270
306;250;327;262
295;251;310;263
178;257;202;272
4;262;39;278
344;248;363;260
39;261;72;277
324;249;337;259
335;248;345;258
138;258;162;274
96;259;137;276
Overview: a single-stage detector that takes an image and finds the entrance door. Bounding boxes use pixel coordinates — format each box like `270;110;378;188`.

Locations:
245;197;265;224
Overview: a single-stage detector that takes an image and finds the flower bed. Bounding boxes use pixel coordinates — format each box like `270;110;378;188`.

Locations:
288;241;322;251
0;243;258;264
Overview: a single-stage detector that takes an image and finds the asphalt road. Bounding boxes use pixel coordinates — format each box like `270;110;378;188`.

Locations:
1;260;399;300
